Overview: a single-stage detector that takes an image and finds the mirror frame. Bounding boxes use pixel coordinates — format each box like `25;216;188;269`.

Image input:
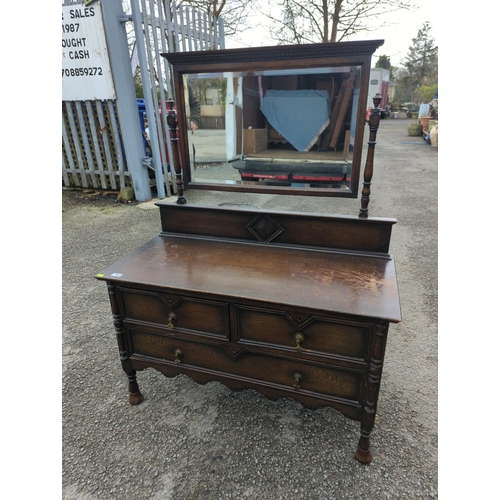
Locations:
162;40;383;198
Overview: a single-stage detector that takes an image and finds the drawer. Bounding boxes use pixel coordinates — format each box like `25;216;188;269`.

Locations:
236;305;371;361
119;287;229;339
129;329;363;403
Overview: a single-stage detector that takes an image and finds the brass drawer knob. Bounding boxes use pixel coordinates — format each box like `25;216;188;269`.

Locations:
166;312;176;329
293;372;302;390
174;348;182;364
294;333;305;352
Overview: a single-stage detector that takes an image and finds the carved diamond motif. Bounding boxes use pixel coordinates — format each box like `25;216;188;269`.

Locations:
220;344;247;360
247;215;284;243
160;294;182;309
286;312;314;329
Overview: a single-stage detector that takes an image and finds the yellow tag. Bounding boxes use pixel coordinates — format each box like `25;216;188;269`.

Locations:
96;274;104;277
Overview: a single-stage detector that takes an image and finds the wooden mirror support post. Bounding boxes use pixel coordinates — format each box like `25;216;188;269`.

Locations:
359;93;382;218
166;98;186;205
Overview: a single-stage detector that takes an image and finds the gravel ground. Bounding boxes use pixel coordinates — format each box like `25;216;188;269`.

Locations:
62;117;438;499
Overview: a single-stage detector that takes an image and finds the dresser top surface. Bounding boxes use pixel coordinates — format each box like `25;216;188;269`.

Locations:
97;235;401;322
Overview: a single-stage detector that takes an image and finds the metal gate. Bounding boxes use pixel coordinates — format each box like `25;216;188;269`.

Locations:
62;0;225;199
130;0;225;198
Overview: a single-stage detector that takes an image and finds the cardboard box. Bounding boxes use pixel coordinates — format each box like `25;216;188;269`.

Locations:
244;128;268;155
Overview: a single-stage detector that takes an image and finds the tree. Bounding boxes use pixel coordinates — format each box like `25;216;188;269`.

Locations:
395;22;438;102
414;84;438;104
402;22;438;88
260;0;413;45
375;55;394;79
375;55;392;70
179;0;252;37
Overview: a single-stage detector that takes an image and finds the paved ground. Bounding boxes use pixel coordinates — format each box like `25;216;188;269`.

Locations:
62;117;438;499
190;129;227;163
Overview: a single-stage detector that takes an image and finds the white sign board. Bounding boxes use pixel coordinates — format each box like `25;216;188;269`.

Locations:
62;2;115;100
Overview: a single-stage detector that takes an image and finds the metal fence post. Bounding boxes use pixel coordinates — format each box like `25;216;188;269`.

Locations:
100;0;152;201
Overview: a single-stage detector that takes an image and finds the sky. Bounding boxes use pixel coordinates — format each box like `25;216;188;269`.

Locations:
225;0;438;68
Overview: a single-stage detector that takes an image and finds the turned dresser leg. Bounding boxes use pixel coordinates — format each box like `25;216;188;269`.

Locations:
127;370;144;405
355;425;373;464
107;283;145;405
355;322;389;464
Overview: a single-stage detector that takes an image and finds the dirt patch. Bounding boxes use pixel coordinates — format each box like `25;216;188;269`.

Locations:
62;187;140;208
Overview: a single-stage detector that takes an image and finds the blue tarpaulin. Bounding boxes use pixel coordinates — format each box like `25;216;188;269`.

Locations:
260;90;330;152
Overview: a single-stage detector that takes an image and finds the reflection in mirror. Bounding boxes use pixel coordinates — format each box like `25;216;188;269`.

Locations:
184;66;362;191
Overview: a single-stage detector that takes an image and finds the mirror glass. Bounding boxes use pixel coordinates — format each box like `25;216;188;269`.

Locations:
182;65;363;194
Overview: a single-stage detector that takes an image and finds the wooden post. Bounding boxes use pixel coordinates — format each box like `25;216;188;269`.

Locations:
167;99;187;205
319;71;354;151
359;94;382;218
329;71;355;151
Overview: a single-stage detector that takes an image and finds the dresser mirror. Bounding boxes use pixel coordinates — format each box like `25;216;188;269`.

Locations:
163;41;383;198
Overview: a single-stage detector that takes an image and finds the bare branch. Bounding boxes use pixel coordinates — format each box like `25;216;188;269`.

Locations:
259;0;414;44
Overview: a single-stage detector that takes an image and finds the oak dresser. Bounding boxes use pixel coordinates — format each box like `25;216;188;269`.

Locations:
96;40;402;463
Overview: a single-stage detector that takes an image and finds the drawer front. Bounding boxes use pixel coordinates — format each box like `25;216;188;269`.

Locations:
119;287;229;338
236;305;371;361
129;329;363;403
